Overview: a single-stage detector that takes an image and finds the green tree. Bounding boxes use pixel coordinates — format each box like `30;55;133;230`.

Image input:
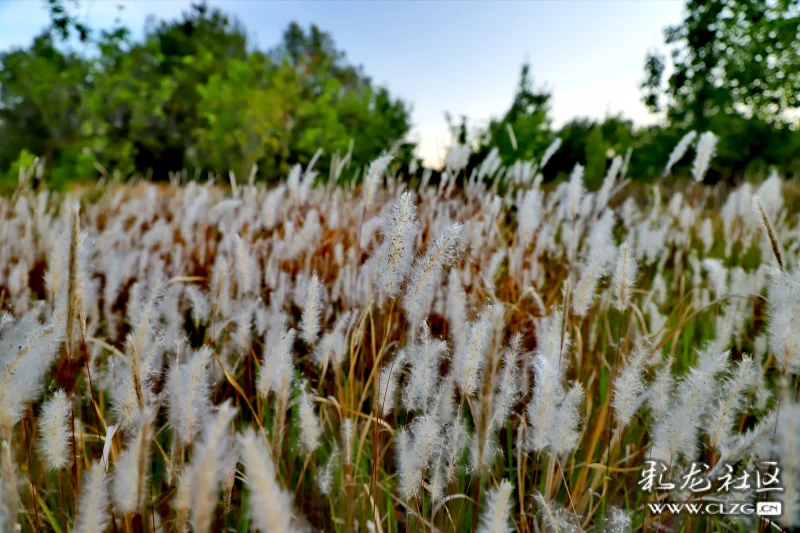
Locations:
641;0;799;181
127;3;250;176
464;62;553;178
544;115;639;184
486;62;552;165
642;0;799;128
0;1;413;186
0;32;97;187
584;125;605;188
270;23;412;174
192;55;299;178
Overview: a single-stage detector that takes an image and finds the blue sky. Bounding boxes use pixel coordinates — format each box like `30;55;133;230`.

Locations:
0;0;685;165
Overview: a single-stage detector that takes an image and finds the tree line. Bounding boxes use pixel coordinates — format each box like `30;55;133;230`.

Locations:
0;1;412;190
0;0;797;191
450;0;799;188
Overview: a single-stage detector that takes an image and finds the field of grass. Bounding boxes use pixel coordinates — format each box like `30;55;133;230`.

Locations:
0;144;798;532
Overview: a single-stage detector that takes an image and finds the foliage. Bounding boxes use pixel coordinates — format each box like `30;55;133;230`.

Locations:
0;2;412;185
642;0;799;128
482;62;553;164
462;62;554;173
638;0;800;181
450;0;800;185
2;0;799;191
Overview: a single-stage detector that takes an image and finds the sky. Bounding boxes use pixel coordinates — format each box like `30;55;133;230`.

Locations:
0;0;685;166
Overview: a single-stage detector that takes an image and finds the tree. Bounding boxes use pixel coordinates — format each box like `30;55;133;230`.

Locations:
0;1;413;186
0;32;93;187
489;62;552;165
269;23;412;175
584;125;605;188
642;0;799;128
192;55;298;179
542;115;636;185
466;62;553;175
129;3;250;176
640;0;800;181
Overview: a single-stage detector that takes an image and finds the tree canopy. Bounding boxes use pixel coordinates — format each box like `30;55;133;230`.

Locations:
455;0;799;185
1;0;798;190
0;1;412;189
642;0;799;129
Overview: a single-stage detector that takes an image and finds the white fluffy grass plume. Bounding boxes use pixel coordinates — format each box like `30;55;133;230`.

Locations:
395;427;421;500
363;154;393;207
112;408;154;514
706;355;754;453
403;222;465;326
375;192;419;298
403;324;447;412
478;479;513;533
37;389;72;470
612;343;651;428
188;402;237;533
517;188;542;250
166;346;213;447
534;492;581;533
663;130;696;176
572;260;601;318
452;304;494;398
775;398;800;528
296;380;322;453
238;427;295;533
379;350;405;414
527;352;585;457
613;241;637;312
650;350;730;463
73;462;110;533
0;439;19;527
605;507;632;533
692;131;718;183
765;262;799;373
0;310;64;433
300;272;322;345
540;137;562;169
341;417;355;467
258;319;296;398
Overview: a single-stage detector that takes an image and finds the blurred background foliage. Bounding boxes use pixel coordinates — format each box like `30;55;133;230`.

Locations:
0;1;413;190
0;0;798;192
